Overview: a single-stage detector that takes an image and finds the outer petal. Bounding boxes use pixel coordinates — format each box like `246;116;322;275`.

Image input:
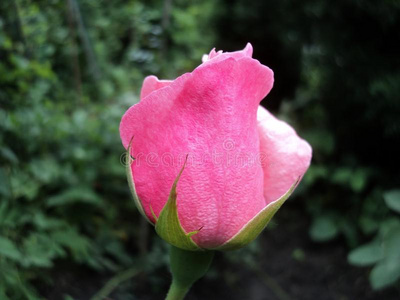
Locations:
120;56;273;248
140;75;172;100
140;44;254;101
257;106;312;204
202;43;253;65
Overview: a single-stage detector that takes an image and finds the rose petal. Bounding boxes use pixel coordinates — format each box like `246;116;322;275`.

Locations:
140;43;254;101
140;75;173;100
202;43;253;65
257;106;312;204
121;56;273;248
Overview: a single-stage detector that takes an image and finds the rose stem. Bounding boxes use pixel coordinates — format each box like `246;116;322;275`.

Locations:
165;246;214;300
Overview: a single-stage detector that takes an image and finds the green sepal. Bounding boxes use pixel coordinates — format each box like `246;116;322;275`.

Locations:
155;156;202;251
214;178;300;251
126;138;152;224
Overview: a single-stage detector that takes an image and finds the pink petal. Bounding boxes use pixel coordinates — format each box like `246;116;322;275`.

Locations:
257;106;312;204
140;43;254;101
120;55;273;248
202;43;253;65
140;75;173;100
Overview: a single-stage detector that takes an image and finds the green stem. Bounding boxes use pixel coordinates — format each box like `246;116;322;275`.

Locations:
165;246;214;300
165;281;190;300
90;267;142;300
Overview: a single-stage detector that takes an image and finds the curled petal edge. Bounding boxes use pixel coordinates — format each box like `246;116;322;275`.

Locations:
126;138;152;224
212;177;301;251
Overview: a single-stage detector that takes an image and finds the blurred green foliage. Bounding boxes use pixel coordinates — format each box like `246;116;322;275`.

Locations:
217;0;400;290
348;196;400;290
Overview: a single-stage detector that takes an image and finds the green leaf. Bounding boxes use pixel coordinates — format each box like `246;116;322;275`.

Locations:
350;168;368;192
368;222;400;290
0;287;10;300
22;233;65;268
155;156;201;251
379;217;400;237
32;213;67;230
0;168;11;197
125;138;151;223
348;240;384;266
384;190;400;213
382;224;400;260
51;228;92;261
0;236;21;261
359;216;379;235
29;157;60;184
309;215;339;242
46;187;102;207
370;259;400;290
10;171;39;201
215;179;299;251
331;167;368;192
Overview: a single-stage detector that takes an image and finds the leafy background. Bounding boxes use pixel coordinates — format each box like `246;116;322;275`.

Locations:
0;0;399;299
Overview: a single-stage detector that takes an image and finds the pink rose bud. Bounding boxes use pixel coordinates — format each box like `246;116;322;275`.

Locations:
120;43;312;251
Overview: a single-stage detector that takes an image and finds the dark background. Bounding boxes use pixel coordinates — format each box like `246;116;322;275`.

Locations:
1;0;400;299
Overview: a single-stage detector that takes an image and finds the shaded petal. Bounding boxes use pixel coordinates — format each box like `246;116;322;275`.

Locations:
120;57;273;248
257;106;312;204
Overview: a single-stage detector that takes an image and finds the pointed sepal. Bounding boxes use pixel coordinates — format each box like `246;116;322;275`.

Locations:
155;156;202;251
214;178;300;251
125;138;152;224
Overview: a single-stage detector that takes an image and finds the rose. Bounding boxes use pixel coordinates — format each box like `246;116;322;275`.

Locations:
120;43;312;251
